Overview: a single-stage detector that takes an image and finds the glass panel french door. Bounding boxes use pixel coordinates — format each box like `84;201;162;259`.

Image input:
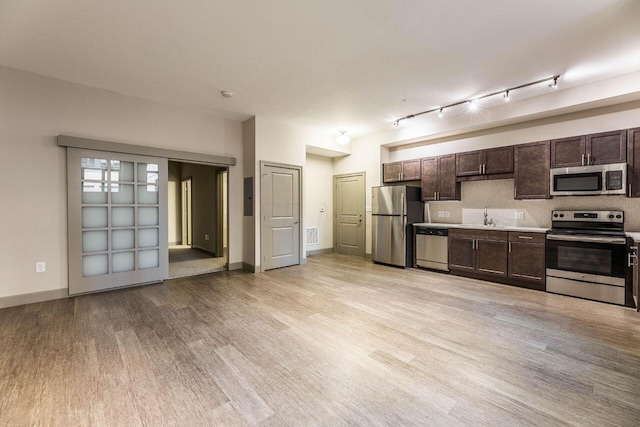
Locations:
67;148;168;295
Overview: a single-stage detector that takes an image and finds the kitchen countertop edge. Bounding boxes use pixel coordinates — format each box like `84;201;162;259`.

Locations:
413;223;549;233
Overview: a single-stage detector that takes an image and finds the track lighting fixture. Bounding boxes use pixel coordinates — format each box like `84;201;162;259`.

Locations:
391;75;560;127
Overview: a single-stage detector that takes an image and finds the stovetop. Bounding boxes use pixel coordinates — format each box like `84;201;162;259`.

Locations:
548;210;625;237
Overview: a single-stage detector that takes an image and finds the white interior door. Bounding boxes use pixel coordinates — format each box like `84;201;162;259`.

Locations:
261;163;301;271
334;172;365;256
67;148;168;295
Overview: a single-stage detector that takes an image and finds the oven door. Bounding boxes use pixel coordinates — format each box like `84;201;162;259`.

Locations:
546;234;627;278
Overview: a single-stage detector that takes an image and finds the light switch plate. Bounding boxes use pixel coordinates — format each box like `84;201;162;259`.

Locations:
36;262;46;273
515;212;525;220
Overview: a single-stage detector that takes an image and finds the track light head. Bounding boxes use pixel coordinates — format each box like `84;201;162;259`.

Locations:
549;77;558;89
392;121;399;128
503;90;510;101
438;108;444;118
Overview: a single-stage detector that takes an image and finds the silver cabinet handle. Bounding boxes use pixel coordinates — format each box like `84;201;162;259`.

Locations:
437;192;439;200
581;153;585;166
483;164;486;174
508;242;512;253
434;192;437;200
479;165;482;174
518;236;533;240
476;239;479;250
587;153;591;165
629;184;632;197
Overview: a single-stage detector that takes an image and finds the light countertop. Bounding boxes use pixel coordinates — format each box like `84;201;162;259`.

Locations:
414;223;640;239
413;222;548;233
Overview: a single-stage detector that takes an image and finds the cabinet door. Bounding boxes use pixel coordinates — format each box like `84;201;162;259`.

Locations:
629;128;640;197
508;242;545;283
484;146;513;174
456;151;483;177
421;157;438;201
437;155;460;200
402;159;421;181
586;130;626;165
383;162;402;183
448;236;475;271
475;239;508;276
551;136;585;168
514;140;550;199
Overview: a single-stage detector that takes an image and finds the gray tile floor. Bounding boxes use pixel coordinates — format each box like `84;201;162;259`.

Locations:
168;245;226;278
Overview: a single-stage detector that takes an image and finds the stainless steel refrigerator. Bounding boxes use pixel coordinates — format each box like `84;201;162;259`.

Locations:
372;185;423;267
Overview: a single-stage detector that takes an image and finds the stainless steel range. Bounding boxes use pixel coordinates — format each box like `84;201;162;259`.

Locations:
546;210;628;305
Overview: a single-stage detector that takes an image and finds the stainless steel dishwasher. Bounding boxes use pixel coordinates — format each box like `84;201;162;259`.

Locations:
415;226;449;272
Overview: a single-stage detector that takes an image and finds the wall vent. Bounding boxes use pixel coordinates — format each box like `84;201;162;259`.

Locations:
306;227;319;245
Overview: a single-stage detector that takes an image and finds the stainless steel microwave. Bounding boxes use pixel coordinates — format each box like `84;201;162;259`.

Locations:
550;163;627;196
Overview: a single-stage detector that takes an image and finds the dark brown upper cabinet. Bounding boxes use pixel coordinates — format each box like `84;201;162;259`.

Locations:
628;127;640;197
421;155;460;201
455;146;513;180
551;130;626;168
514;140;550;199
550;135;585;168
382;159;421;183
586;130;627;165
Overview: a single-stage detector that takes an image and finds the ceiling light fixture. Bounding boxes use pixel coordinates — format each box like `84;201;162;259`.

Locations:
391;74;560;126
221;90;233;98
337;130;350;144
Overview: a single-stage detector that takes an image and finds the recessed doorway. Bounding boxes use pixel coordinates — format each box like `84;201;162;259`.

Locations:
168;161;228;279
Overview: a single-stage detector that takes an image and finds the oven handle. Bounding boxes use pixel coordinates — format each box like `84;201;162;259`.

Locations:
546;234;626;244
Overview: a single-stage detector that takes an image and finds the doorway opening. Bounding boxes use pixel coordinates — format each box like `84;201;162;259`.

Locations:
168;161;228;278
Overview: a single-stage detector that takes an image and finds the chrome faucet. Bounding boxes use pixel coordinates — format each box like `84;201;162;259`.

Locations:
484;206;494;226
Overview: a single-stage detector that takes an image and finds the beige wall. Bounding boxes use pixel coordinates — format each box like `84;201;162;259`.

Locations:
242;117;256;268
0;65;243;299
250;116;336;269
304;154;334;252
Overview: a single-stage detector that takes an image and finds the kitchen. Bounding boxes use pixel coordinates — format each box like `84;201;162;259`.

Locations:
372;126;640;309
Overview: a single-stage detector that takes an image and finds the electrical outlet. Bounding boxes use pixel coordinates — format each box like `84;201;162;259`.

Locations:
444;211;450;218
36;262;46;273
515;211;525;220
437;211;445;218
204;234;209;241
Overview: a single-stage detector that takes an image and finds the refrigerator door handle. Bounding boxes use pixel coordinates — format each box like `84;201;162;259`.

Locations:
401;192;405;238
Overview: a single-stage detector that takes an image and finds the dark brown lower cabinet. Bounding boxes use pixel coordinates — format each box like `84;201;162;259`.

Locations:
449;228;546;291
448;229;508;277
507;232;546;291
475;239;508;277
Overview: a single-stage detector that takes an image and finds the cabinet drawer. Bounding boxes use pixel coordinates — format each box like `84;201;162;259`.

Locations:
508;231;545;244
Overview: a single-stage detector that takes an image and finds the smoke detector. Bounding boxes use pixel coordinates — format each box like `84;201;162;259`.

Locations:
221;91;233;98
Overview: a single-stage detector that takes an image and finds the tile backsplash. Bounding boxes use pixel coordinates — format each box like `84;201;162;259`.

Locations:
427;178;640;231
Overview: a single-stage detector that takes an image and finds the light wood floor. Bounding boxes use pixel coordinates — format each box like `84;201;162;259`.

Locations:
1;253;640;426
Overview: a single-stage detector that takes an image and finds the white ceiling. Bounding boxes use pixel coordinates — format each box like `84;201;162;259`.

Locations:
2;0;640;141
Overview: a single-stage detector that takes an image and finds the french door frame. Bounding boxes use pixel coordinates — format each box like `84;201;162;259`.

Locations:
67;148;168;295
